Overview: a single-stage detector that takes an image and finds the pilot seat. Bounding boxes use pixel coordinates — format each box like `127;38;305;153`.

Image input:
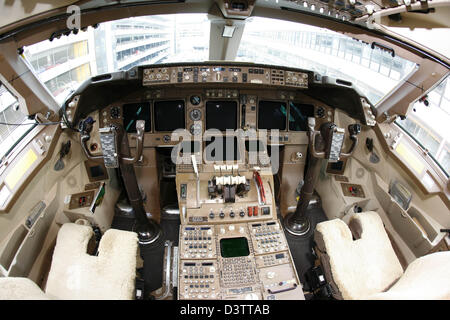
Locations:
0;220;138;300
314;211;450;300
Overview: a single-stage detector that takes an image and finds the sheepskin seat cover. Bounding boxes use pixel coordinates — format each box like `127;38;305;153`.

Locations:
0;277;49;300
368;251;450;300
45;223;138;300
314;211;403;300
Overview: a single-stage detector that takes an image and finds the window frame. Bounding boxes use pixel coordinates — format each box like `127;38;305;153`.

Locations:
395;121;449;179
0;81;37;165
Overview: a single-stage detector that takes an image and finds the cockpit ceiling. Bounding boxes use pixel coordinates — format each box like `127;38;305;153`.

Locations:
0;0;78;30
284;0;450;24
2;0;449;34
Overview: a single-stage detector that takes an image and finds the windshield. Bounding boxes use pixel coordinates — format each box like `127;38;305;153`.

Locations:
385;27;450;59
24;14;210;104
396;75;450;176
237;17;417;105
0;82;35;161
24;14;416;106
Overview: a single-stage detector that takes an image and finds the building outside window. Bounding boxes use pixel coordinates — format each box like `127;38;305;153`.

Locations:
396;75;450;176
0;82;35;161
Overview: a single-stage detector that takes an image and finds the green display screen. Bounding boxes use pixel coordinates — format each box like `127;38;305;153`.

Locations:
220;237;250;258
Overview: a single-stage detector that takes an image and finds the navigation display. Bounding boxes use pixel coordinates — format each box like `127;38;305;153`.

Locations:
206;101;238;131
122;102;151;133
258;101;287;130
154;100;185;131
288;103;314;131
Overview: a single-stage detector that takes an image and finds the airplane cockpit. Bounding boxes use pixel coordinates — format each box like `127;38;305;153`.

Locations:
0;0;449;307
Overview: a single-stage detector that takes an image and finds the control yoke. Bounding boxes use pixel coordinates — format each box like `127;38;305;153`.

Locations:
80;117;145;165
284;118;361;236
79;117;160;245
308;120;361;161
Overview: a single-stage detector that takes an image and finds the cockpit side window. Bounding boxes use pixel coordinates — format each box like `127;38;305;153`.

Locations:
395;75;450;177
0;81;36;163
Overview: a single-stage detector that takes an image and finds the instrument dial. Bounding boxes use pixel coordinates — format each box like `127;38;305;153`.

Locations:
190;95;201;106
189;109;202;121
190;123;202;136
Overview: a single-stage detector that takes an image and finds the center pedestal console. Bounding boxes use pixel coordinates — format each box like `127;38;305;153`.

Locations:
176;160;304;300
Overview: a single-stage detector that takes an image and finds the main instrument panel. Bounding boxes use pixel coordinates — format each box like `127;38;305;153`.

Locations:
94;88;334;153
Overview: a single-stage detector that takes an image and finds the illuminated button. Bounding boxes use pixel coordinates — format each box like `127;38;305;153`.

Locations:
248;207;253;217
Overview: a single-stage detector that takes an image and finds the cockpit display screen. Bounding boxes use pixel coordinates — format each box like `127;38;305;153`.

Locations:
288;103;314;131
122;102;151;133
154;100;185;132
258;101;287;130
206;101;238;131
220;237;250;258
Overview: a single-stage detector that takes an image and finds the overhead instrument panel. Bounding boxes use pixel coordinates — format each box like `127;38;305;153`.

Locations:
142;65;309;89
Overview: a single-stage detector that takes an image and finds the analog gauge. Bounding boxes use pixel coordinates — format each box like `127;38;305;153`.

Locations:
190;95;201;106
190;123;202;136
189;108;202;121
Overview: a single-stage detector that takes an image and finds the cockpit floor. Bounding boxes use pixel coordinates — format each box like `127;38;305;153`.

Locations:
282;206;328;292
110;205;327;298
111;210;180;296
